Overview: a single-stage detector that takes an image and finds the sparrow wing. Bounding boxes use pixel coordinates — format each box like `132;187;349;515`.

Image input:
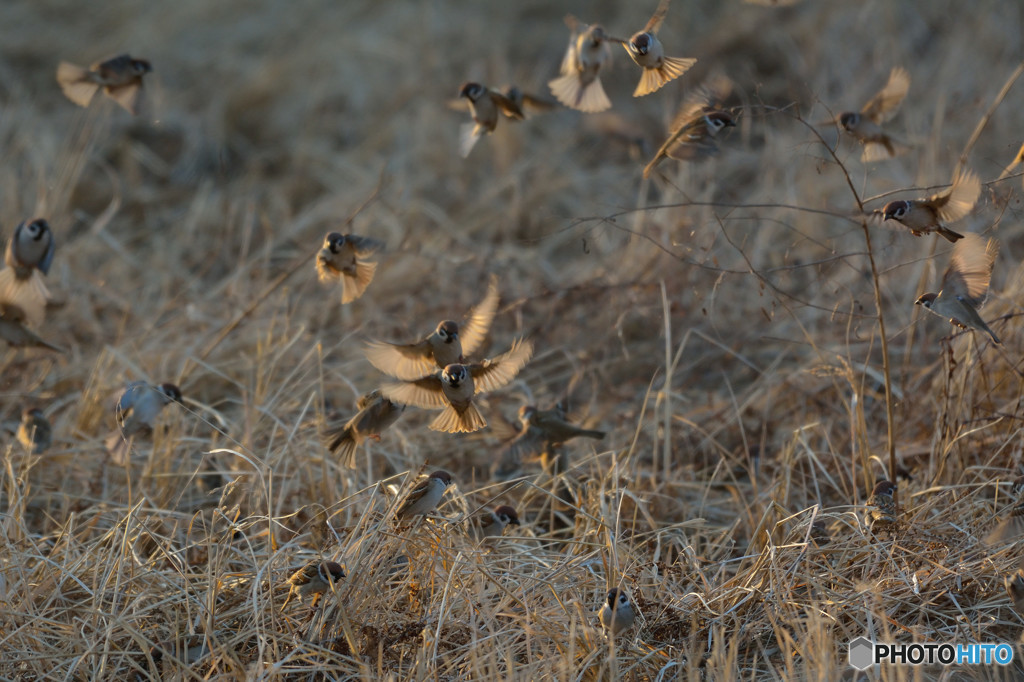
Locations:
459;274;500;358
929;170;980;223
106;83;143;115
503;425;546;462
365;338;439;380
356;389;382;411
380;375;448;409
942;233;997;308
468;338;534;394
519;91;558;114
490;91;525;121
345;235;385;256
559;16;582;75
643;0;672;34
860;67;910;124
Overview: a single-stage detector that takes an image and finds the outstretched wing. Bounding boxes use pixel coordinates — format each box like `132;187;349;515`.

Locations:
469;338;534;394
459;274;500;358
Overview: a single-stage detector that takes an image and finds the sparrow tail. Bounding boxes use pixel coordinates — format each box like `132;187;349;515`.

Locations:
0;269;51;329
431;404;487;434
340;259;377;304
936;226;965;243
323;425;358;468
105;431;133;467
56;62;100;107
633;57;696;97
458;122;483;159
548;73;611;113
578;428;606;440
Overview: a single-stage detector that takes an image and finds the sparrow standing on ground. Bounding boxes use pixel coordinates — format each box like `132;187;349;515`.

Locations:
984;476;1024;545
456;82;524;158
866;479;897;533
880;170;980;243
0;219;56;329
643;79;735;176
396;470;453;519
365;275;499;380
620;0;696;97
107;382;183;464
17;407;52;455
56;54;152;114
381;339;533;433
316;232;385;304
915;232;1000;344
0;303;64;352
835;67;910;161
281;560;346;609
322;389;406;468
548;16;624;113
599;588;636;635
473;505;520;541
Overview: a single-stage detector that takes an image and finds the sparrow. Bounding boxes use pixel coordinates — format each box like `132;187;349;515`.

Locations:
548;16;624;113
380;338;533;433
107;381;183;464
315;232;385;304
0;219;56;329
1006;568;1024;615
879;170;980;243
643;80;736;177
503;403;606;463
915;233;1000;344
984;476;1024;545
364;275;500;381
56;54;152;114
473;505;520;541
599;588;636;636
834;67;910;161
620;0;696;97
281;560;346;609
322;389;406;468
396;470;453;519
502;86;557;117
866;479;897;533
149;638;211;666
456;82;524;158
0;303;64;352
16;407;52;455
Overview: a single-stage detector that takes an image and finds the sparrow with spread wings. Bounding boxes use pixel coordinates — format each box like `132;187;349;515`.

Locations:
879;170;980;243
619;0;696;97
832;67;910;161
915;232;1000;344
316;232;385;304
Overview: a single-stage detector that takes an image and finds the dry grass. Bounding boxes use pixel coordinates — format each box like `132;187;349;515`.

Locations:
2;0;1024;679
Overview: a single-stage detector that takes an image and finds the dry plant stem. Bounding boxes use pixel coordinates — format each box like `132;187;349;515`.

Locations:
955;61;1024;176
797;113;897;501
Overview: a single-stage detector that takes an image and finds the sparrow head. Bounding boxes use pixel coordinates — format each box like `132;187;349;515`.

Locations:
493;505;520;526
871;479;896;498
630;32;651;55
914;292;937;308
705;111;737;133
429;470;453;487
882;200;910;221
838;112;860;131
324;232;346;253
459;82;485;102
606;587;629;610
517;404;537;424
22;407;45;421
441;364;468;387
318;560;346;583
130;58;152;76
436;320;460;343
158;383;183;403
20;218;51;242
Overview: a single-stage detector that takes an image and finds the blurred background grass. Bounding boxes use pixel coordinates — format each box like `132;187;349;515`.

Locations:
1;0;1024;679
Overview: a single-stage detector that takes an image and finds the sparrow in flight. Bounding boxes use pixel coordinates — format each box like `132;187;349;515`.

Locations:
456;82;524;158
503;403;605;464
0;303;64;352
0;219;56;329
879;170;980;242
322;389;406;468
643;78;735;177
56;54;152;114
833;67;910;161
620;0;696;97
915;232;1000;344
548;16;624;113
316;232;385;304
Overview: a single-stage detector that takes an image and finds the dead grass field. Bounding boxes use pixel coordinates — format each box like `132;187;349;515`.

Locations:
2;0;1024;679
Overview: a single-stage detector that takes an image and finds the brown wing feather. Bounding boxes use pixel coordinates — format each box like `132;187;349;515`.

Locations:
643;0;672;34
491;92;525;121
380;375;448;409
459;275;500;358
469;338;534;394
365;338;438;379
860;67;910;124
942;233;996;308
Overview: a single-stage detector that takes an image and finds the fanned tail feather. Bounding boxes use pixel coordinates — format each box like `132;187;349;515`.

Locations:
340;259;377;304
56;62;100;107
105;432;133;466
459;123;483;158
0;269;50;328
634;57;696;97
323;424;359;467
937;226;964;243
430;404;487;434
549;73;611;113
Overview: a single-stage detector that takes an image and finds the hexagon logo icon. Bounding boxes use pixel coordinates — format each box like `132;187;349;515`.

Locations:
849;637;874;670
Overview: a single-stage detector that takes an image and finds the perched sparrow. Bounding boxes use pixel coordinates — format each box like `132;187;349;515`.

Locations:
643;80;735;177
503;403;605;463
396;470;453;519
365;275;499;381
599;588;636;636
473;505;520;541
16;407;52;455
315;232;385;304
1006;568;1024;615
281;560;346;609
56;54;152;114
548;16;624;113
879;170;980;243
835;67;910;161
866;479;897;533
915;233;1000;344
380;338;533;433
322;389;406;468
984;476;1024;545
456;82;524;158
620;0;696;97
0;219;56;329
0;303;64;352
107;382;182;464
